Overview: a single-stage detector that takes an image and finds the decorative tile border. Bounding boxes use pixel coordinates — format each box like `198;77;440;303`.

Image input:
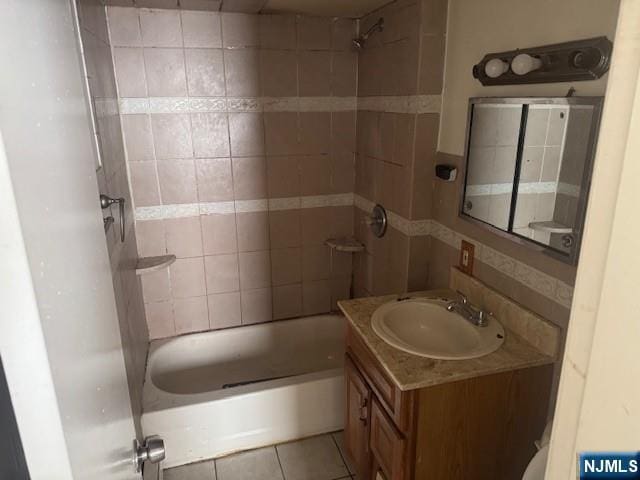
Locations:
356;95;441;114
136;191;573;309
353;194;574;309
118;95;442;115
135;193;354;220
119;96;357;114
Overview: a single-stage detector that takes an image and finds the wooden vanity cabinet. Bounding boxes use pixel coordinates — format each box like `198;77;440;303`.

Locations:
344;325;553;480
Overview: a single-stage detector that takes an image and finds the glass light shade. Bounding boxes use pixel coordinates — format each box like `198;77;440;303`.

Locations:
484;58;509;78
511;53;543;75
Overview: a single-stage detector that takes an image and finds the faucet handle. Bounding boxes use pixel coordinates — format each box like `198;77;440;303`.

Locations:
456;291;468;304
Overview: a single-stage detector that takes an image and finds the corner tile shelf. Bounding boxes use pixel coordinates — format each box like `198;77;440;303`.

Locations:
325;237;365;253
135;255;176;275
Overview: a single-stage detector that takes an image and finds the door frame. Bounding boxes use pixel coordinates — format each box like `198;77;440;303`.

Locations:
546;0;640;477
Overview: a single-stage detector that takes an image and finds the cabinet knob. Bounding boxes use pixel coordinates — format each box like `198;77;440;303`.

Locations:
359;397;368;423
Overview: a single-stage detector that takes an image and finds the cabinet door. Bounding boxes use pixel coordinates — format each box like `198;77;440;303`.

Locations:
370;398;407;480
345;354;371;478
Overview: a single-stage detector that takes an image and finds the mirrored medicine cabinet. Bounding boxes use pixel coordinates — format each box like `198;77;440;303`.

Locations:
460;97;603;265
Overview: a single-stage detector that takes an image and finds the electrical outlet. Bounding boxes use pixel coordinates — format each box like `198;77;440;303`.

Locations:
459;240;475;275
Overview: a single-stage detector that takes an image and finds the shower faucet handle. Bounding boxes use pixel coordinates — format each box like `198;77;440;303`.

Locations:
99;194;126;242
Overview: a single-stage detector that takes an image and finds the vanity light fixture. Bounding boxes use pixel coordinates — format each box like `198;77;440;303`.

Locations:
473;36;612;86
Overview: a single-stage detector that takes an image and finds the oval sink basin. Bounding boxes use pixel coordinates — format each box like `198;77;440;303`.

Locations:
371;297;505;360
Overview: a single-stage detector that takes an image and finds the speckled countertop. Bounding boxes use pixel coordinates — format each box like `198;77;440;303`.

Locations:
338;289;555;391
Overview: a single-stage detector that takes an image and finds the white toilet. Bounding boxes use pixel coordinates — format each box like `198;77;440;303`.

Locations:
522;420;553;480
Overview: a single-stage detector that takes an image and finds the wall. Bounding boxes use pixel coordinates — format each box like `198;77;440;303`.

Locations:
77;0;149;438
353;0;447;297
424;0;620;334
107;7;358;339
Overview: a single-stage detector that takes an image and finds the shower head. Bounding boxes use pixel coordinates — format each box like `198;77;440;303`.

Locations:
352;17;384;50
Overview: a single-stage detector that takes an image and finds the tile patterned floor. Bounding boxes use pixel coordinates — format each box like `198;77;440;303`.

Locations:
164;431;355;480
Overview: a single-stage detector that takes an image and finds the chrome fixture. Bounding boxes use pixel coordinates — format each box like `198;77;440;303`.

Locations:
100;194;126;242
352;18;384;50
473;36;612;85
364;204;387;238
446;294;488;327
134;435;165;473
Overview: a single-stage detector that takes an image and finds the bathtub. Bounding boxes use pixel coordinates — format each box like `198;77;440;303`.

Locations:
141;314;346;468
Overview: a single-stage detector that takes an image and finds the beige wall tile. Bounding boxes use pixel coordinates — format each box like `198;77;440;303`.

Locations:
240;288;272;324
232;156;267;200
301;207;331;246
195;158;234;202
108;7;141;47
174;296;209;334
302;245;330;281
140;8;182;47
185;48;225;96
331;18;356;51
236;211;270;252
136;219;166;256
271;247;302;286
201;213;238;255
143;48;187;96
331;51;357;96
191;113;230;158
272;283;302;320
267;156;300;197
151;114;193;159
170;257;206;298
165;216;203;257
224;49;260;97
264;112;299;156
330;151;356;194
418;34;445;94
208;291;242;329
129;161;160;206
122;114;154;161
300;155;331;196
204;253;240;293
229;113;265;157
145;300;175;339
299;113;331;154
141;269;171;302
269;209;301;248
113;47;147;97
157;159;198;204
297;16;331;50
303;280;331;315
298;51;331;96
239;250;272;290
259;14;296;49
221;12;259;48
182;11;222;48
260;50;297;97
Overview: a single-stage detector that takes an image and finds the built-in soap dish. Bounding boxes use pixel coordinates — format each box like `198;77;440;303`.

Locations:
136;255;176;275
325;237;365;253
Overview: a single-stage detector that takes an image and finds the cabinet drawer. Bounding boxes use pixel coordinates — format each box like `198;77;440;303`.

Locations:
370;398;407;480
346;326;415;432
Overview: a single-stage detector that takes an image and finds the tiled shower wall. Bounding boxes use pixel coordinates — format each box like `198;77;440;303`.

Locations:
350;0;574;333
76;0;149;438
353;0;447;297
107;7;358;339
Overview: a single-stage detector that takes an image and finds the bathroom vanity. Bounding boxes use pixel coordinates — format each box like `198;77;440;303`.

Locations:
338;269;559;480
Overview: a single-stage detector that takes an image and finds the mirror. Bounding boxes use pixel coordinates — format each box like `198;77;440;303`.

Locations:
461;97;603;264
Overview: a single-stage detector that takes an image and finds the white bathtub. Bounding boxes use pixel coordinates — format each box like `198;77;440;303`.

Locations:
142;314;346;468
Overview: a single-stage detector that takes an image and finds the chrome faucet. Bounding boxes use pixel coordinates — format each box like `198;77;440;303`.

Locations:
446;293;489;327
